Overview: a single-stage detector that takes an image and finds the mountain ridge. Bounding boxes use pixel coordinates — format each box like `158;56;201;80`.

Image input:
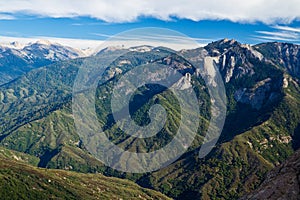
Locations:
0;39;300;199
0;40;88;85
241;148;300;199
0;149;171;200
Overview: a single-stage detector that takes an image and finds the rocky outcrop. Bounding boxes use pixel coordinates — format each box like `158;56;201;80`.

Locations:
205;39;263;83
255;42;300;78
173;72;192;90
234;78;275;110
241;149;300;200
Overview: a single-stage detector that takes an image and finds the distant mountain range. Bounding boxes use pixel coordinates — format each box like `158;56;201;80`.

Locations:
0;39;300;199
0;40;89;85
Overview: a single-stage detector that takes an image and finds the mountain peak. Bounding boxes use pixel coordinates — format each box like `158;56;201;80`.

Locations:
204;38;242;56
0;41;26;50
34;39;53;46
208;38;240;48
98;45;126;53
10;41;24;49
129;45;153;52
97;45;154;54
220;38;237;44
254;41;300;78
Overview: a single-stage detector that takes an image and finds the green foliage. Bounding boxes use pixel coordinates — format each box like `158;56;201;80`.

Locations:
0;155;171;200
1;44;300;200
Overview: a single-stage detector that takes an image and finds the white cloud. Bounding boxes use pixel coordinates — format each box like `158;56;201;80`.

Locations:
253;35;298;42
0;0;300;24
92;32;212;43
256;31;299;40
0;14;15;20
0;35;206;52
273;25;300;33
254;25;300;42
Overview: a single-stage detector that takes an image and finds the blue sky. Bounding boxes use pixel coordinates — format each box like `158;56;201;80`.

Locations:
0;16;273;42
1;0;300;49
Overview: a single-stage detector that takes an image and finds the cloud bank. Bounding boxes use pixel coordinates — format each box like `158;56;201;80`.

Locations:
0;0;299;24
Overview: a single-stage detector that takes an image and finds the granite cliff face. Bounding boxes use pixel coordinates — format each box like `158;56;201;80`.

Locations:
188;39;283;110
255;42;300;78
205;39;263;83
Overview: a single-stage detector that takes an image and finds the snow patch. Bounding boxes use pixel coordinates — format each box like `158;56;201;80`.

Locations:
129;45;153;52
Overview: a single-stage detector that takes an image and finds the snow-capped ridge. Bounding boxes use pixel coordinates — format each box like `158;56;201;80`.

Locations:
129;45;153;52
97;45;127;54
0;41;26;50
33;39;53;46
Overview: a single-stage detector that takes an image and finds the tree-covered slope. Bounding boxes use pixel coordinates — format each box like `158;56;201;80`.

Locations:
1;40;300;199
241;148;300;199
0;150;171;200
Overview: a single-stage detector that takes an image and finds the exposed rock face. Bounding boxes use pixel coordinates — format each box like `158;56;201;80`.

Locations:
234;78;274;110
241;150;300;200
173;72;192;90
255;42;300;78
205;39;262;83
